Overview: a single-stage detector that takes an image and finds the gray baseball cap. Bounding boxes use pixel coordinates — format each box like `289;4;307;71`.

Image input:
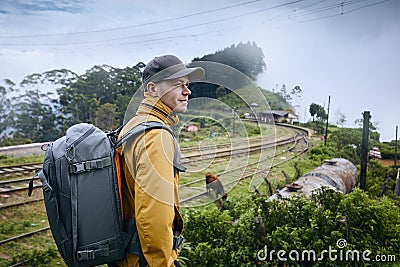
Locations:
142;55;205;86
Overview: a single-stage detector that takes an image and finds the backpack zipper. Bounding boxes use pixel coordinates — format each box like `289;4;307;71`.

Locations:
66;125;96;162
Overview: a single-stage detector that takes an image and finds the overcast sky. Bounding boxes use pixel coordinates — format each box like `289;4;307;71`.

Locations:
0;0;399;141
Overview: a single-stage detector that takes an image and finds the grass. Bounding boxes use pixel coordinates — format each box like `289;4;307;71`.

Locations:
0;154;44;167
0;202;48;240
229;147;319;198
0;202;60;267
0;202;109;267
178;122;276;148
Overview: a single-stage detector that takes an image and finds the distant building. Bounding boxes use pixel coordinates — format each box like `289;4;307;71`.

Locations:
369;146;382;159
244;110;299;124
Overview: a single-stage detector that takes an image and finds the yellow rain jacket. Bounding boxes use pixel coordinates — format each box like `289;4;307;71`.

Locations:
117;92;184;267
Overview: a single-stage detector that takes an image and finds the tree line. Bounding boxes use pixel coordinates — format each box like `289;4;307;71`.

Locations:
1;42;287;146
0;64;143;145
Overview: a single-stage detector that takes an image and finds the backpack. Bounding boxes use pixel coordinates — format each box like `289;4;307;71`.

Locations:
30;121;184;267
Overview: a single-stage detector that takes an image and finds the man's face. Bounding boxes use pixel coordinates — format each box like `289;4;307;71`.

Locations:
153;77;191;113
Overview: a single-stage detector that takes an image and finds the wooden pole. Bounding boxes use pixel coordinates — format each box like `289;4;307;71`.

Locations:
395;169;400;196
395;126;398;170
360;111;370;191
324;96;331;146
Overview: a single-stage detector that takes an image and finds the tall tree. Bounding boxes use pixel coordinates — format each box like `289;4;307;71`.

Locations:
354;118;380;142
0;80;14;136
335;109;347;127
95;103;120;131
12;89;59;142
309;103;319;121
57;63;143;127
290;85;302;107
190;42;267;99
309;103;327;121
193;41;266;80
278;84;291;102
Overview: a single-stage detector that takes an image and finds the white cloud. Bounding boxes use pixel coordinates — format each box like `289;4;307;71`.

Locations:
0;0;399;141
0;48;57;82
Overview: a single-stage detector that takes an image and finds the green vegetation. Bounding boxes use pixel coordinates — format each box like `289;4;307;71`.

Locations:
379;140;400;160
9;247;59;267
181;187;399;267
0;154;43;167
302;121;382;166
1;127;400;266
192;42;266;80
216;84;293;114
0;137;32;147
0;42;294;146
179;125;400;266
0;202;62;267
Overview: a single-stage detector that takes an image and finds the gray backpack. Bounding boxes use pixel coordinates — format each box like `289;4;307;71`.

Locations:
30;122;184;267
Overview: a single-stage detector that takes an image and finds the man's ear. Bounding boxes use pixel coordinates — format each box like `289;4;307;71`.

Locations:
146;82;158;97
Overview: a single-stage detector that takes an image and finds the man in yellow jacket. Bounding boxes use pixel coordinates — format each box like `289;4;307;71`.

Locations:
118;55;205;267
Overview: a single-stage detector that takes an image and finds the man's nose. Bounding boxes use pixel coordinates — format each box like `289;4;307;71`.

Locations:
183;85;191;95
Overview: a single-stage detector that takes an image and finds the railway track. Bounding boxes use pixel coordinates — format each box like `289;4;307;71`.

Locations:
0;227;50;246
0;162;42;179
0;129;304;210
0;132;287;180
180;133;309;206
0;125;310;249
181;135;297;168
0;175;43;208
0;134;309;248
180;133;305;188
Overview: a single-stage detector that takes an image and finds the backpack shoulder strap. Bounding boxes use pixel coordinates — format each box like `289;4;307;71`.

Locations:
118;122;185;266
115;121;186;176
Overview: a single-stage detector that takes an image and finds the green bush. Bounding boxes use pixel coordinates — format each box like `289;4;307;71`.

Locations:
308;146;336;164
182;205;233;266
182;188;400;266
339;188;400;255
379;141;400;160
244;122;261;136
8;247;58;266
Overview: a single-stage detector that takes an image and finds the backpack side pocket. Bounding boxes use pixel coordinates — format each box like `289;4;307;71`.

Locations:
40;142;74;265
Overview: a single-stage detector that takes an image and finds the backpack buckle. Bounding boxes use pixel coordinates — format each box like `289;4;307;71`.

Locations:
71;162;86;173
77;250;95;261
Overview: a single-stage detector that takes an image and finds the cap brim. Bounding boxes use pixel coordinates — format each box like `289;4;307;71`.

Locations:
166;67;205;81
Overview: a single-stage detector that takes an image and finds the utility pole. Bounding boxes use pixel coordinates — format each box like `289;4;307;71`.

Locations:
395;169;400;197
395;126;398;170
324;95;331;146
360;111;370;191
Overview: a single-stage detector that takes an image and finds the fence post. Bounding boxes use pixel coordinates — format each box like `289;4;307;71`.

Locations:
360;111;370;191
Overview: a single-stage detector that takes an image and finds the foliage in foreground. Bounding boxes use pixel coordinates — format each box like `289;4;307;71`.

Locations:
181;188;400;266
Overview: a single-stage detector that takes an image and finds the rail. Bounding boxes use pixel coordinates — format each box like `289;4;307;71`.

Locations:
0;124;311;249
